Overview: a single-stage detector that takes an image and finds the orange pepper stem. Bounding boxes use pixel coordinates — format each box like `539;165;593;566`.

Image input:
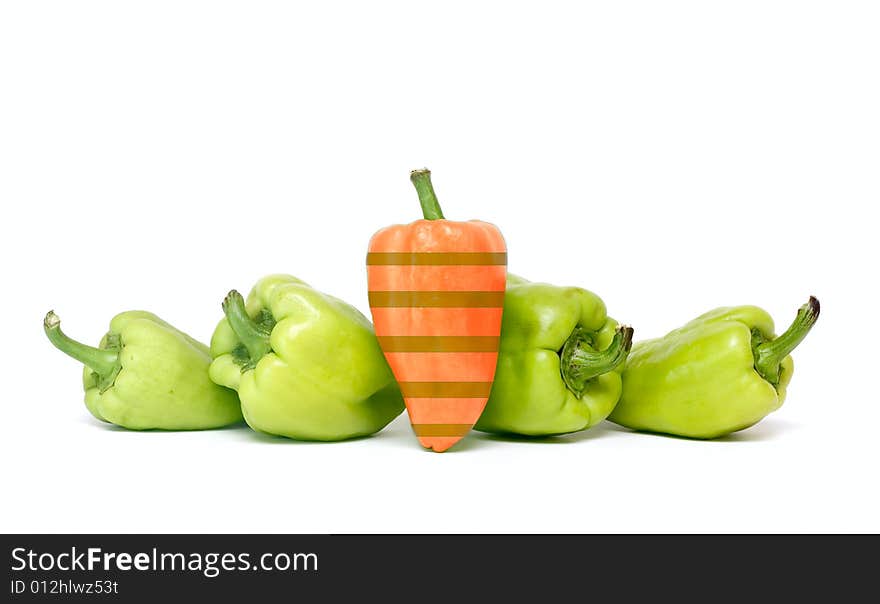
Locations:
410;168;445;220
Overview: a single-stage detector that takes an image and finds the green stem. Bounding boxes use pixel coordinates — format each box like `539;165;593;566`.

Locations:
410;168;445;220
560;324;634;398
753;296;820;385
222;290;272;362
43;310;121;379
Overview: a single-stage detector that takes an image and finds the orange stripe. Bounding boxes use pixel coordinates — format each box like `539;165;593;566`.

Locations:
384;352;499;382
405;397;491;425
370;307;503;337
411;424;473;437
399;382;493;397
368;291;504;308
367;252;507;265
367;265;506;292
377;336;499;352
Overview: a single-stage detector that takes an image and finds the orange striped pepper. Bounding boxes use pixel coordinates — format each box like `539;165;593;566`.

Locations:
367;169;507;452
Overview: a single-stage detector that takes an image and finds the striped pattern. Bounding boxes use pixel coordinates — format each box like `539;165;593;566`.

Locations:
367;265;504;292
382;353;498;382
411;424;472;437
367;222;506;452
377;336;500;352
398;381;495;398
371;308;503;336
368;291;505;308
368;252;507;265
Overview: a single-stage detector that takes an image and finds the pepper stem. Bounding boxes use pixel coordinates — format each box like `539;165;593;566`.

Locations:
753;296;820;385
43;311;121;380
222;290;272;363
560;325;634;398
410;168;445;220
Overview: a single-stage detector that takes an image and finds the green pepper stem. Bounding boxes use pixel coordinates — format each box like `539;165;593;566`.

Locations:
43;311;120;377
754;296;820;384
410;168;445;220
222;290;272;362
560;324;634;398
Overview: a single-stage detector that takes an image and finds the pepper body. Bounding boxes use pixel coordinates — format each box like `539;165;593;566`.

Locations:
210;274;404;441
475;275;632;436
367;169;506;452
609;300;819;439
44;310;242;430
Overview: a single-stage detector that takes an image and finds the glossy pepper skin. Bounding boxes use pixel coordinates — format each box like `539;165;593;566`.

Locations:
609;298;820;439
475;275;633;436
43;310;243;430
367;169;507;452
209;274;405;441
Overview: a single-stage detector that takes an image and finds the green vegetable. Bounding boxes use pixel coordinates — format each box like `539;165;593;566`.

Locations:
209;274;405;440
43;310;242;430
609;297;820;438
475;275;633;436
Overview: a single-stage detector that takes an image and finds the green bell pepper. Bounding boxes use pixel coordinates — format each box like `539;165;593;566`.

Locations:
609;297;820;438
43;310;243;430
474;275;633;436
209;274;405;440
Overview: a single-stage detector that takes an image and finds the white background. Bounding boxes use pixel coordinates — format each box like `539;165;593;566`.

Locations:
1;1;877;533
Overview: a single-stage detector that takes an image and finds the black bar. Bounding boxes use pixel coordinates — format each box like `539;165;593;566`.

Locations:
0;534;875;601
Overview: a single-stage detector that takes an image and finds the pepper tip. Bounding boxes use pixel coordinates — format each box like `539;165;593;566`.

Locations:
44;310;60;330
222;290;242;312
620;325;635;353
419;436;460;453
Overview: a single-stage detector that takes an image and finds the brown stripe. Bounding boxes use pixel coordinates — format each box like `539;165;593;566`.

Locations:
368;291;505;308
376;336;499;352
399;382;494;398
412;424;473;437
367;252;507;266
